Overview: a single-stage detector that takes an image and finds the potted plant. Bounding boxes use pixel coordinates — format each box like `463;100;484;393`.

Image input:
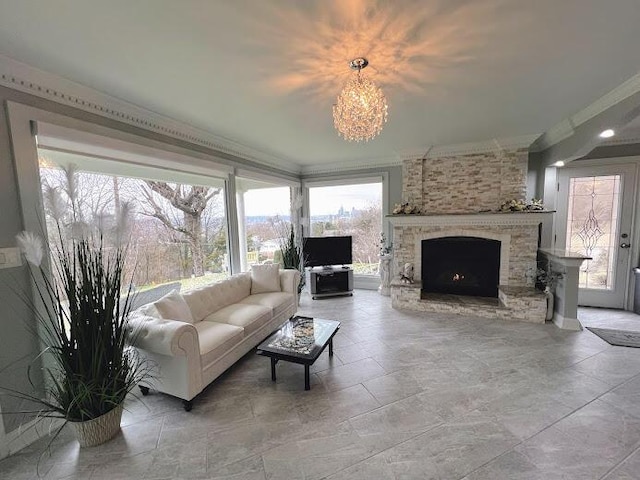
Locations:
5;167;151;448
537;260;564;321
274;222;305;296
11;228;151;447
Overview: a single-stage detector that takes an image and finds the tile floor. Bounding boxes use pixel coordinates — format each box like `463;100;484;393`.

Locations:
3;290;640;479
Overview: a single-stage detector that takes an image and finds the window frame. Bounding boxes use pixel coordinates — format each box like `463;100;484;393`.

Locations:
7;102;237;279
303;173;389;288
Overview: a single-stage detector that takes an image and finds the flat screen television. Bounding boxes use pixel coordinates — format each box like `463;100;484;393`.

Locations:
303;236;352;267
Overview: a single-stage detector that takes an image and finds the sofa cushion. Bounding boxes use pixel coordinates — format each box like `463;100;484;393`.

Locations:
153;291;195;324
215;272;252;305
194;321;244;367
238;292;293;318
183;273;252;321
134;302;160;318
203;303;272;336
250;264;281;294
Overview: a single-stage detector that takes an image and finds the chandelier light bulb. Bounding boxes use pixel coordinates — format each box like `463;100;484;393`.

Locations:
333;58;388;142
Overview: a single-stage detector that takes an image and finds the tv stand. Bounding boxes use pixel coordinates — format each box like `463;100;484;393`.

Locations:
306;267;354;300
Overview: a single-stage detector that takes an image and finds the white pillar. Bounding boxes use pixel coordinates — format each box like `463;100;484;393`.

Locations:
378;254;393;296
236;188;248;272
539;248;590;330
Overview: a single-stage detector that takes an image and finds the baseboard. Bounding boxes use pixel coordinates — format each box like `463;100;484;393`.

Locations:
553;313;583;331
0;416;65;460
354;276;380;291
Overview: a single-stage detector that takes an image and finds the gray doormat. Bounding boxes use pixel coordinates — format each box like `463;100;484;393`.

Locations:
586;327;640;348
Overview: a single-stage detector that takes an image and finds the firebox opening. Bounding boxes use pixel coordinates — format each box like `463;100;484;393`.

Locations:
421;236;501;298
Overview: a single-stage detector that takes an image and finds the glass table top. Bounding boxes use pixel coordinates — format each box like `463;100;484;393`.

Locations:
257;316;340;360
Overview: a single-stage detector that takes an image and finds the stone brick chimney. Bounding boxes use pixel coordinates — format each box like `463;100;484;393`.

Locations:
402;148;528;214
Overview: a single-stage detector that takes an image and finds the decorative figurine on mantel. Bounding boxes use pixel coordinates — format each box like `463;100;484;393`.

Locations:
378;233;393;296
499;198;545;212
392;202;421;215
399;262;414;283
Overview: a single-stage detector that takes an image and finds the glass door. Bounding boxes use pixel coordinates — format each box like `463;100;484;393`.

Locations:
556;164;636;308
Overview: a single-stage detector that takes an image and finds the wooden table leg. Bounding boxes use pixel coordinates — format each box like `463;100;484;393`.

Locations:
271;357;277;381
304;364;310;391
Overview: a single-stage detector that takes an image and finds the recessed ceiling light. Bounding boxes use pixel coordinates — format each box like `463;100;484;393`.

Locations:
553;161;565;167
599;129;615;138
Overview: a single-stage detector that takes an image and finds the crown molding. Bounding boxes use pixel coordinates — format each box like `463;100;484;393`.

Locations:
596;126;640;147
600;136;640;147
300;154;403;175
534;72;640;151
0;54;302;175
531;119;576;152
398;134;540;161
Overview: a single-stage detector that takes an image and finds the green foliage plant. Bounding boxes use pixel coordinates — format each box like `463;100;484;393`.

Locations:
5;165;152;442
274;222;305;294
11;232;150;423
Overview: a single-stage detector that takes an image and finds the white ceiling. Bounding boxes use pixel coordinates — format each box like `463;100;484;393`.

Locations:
1;0;640;170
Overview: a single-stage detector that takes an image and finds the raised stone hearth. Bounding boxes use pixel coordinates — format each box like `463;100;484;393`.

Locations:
390;279;547;323
389;212;551;323
391;148;552;323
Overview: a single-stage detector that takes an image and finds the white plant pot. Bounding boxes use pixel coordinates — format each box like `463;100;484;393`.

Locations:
70;404;123;448
544;287;554;321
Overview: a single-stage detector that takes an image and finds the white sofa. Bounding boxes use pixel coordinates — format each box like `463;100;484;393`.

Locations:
129;268;300;410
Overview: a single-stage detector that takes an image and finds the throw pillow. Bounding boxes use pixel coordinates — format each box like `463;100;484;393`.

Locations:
251;263;281;294
153;290;195;324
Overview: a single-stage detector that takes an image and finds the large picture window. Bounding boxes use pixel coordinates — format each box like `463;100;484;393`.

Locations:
308;180;382;275
236;177;292;272
38;148;230;293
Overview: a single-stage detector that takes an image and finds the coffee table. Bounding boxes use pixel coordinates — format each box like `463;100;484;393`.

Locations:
256;316;340;390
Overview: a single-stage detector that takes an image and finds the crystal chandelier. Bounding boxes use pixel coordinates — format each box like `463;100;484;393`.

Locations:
333;58;388;142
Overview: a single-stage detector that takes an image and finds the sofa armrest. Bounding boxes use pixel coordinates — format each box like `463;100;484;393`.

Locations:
279;269;301;293
128;315;198;357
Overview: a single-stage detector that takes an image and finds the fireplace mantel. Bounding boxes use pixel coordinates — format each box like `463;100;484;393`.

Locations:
387;211;554;227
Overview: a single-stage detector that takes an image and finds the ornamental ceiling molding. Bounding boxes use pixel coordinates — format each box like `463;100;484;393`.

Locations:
598;128;640;147
303;134;543;175
534;71;640;151
398;134;540;161
0;55;301;175
300;154;403;175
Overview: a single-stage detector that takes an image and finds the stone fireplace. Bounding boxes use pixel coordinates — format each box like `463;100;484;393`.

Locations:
389;147;552;323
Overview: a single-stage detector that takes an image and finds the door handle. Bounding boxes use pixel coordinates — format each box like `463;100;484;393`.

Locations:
620;243;631;249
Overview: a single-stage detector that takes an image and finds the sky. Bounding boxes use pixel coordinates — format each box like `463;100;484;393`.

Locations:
243;183;382;216
243;187;290;217
308;183;382;216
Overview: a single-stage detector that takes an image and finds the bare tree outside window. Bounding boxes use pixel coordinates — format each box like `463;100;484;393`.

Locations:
38;154;229;292
140;182;222;277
